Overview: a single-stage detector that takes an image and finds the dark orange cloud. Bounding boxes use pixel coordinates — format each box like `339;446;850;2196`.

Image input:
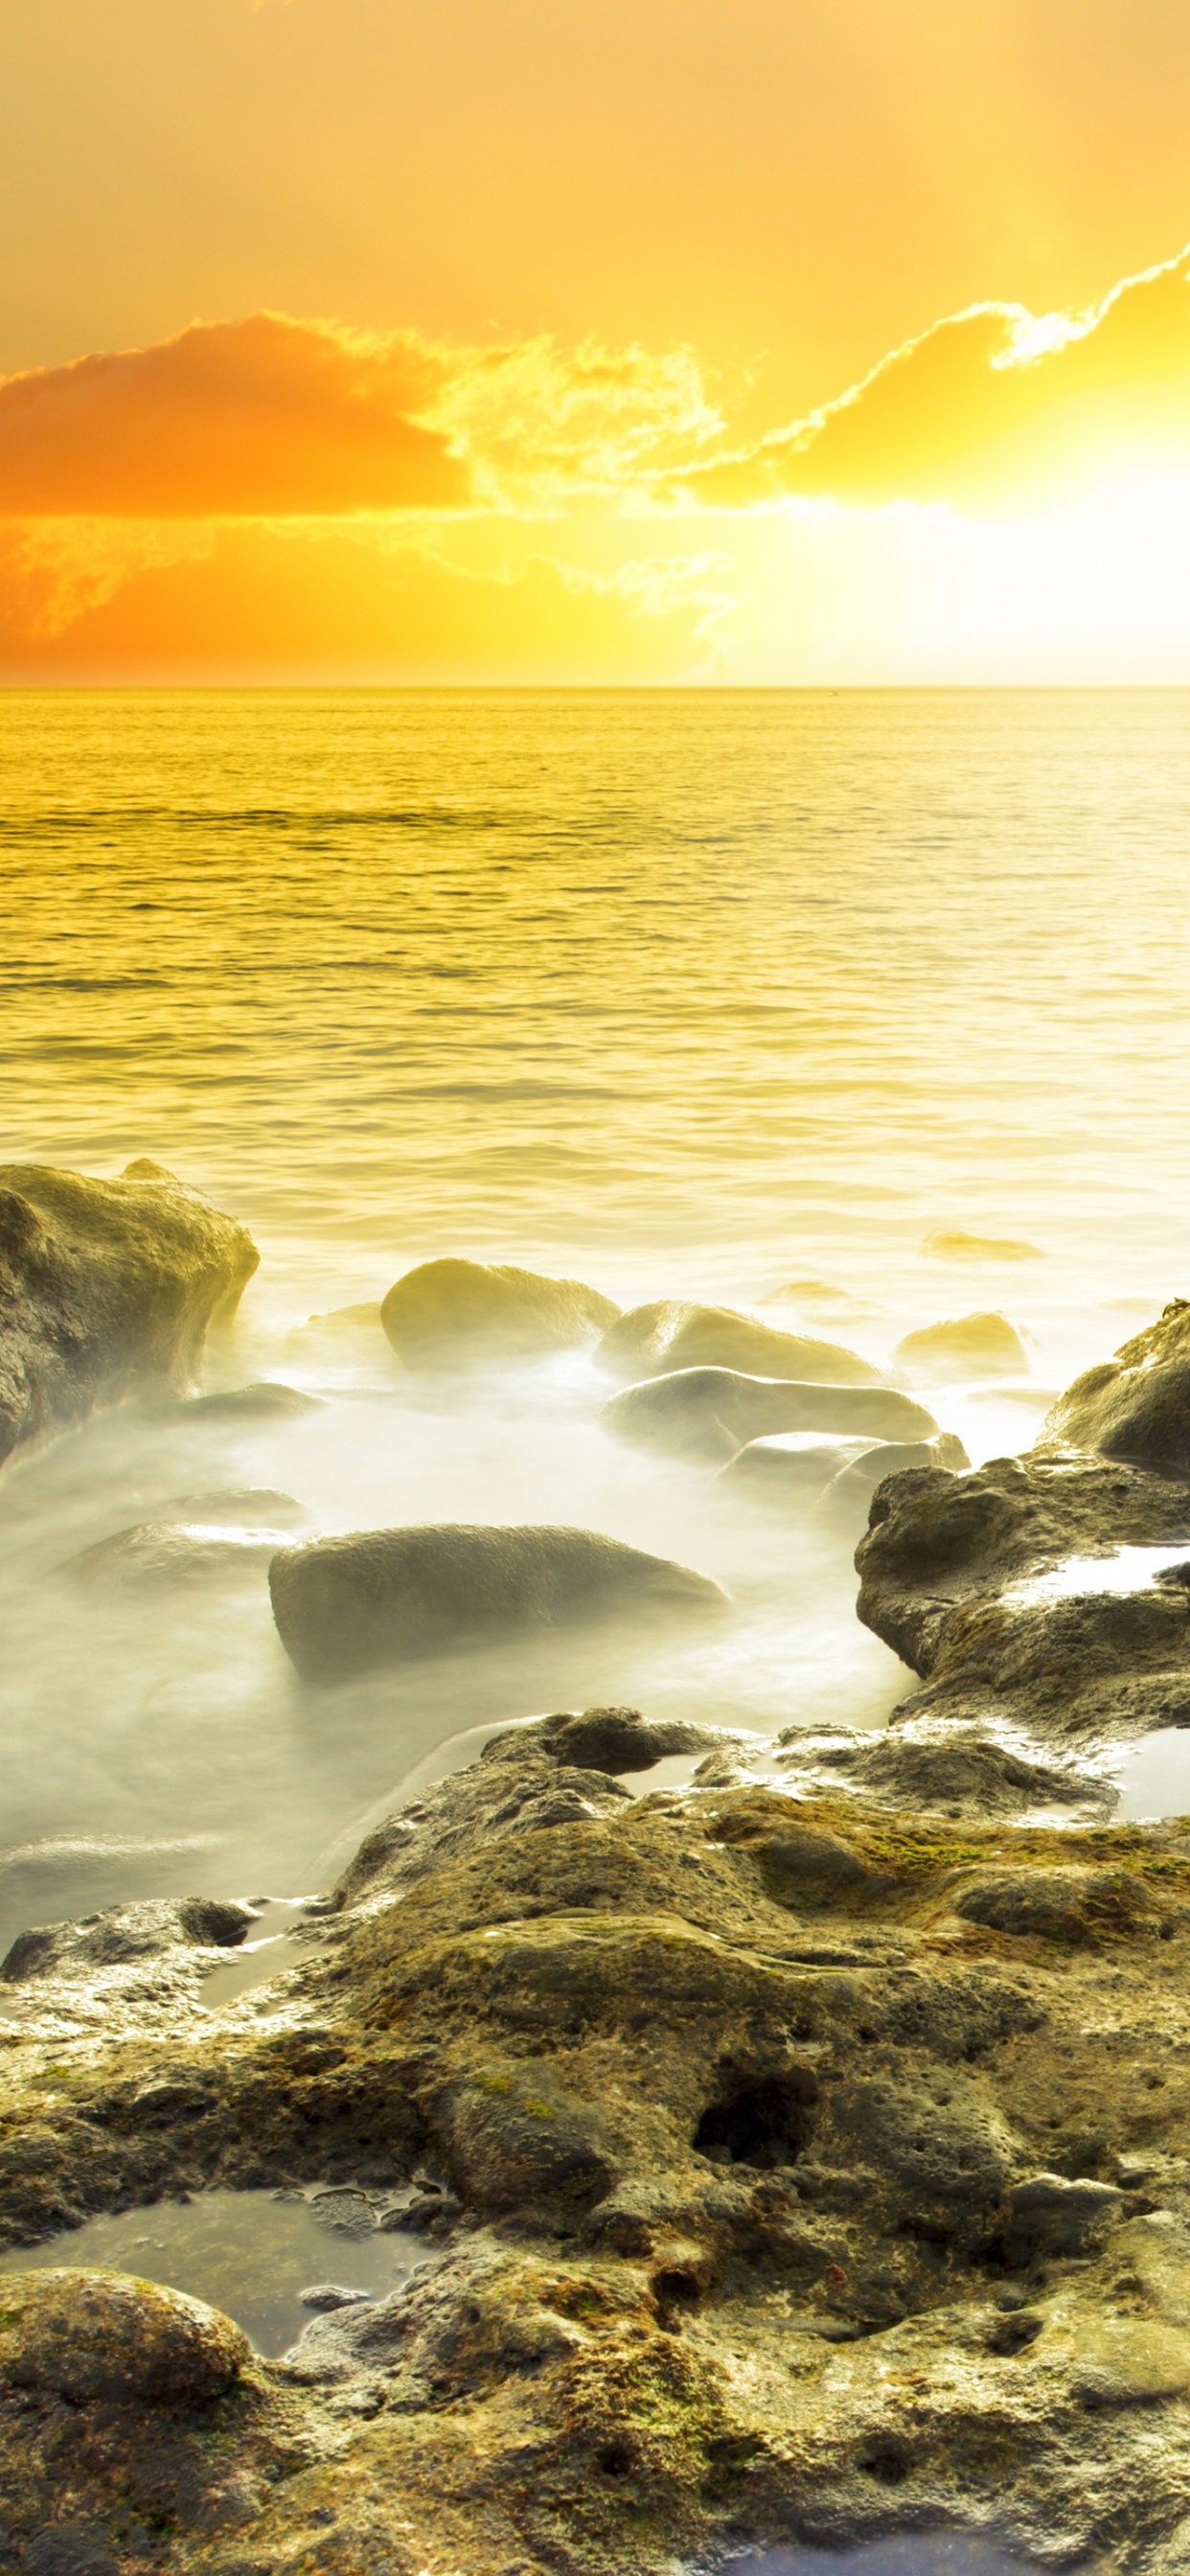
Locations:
0;312;470;516
0;520;727;682
686;245;1190;512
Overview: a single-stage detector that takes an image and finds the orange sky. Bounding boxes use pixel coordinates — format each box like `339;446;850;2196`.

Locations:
5;0;1190;679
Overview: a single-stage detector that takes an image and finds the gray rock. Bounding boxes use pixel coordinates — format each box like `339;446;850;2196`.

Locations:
606;1367;939;1464
720;1432;879;1502
299;2283;376;2311
799;1726;1110;1820
894;1313;1030;1379
1;1897;255;1983
1042;1300;1190;1471
515;1705;714;1774
380;1257;619;1369
597;1300;879;1385
0;1159;257;1472
954;1866;1156;1942
24;2529;118;2576
269;1522;727;1680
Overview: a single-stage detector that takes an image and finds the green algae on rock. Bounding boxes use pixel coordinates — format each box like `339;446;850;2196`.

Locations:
4;1713;1190;2571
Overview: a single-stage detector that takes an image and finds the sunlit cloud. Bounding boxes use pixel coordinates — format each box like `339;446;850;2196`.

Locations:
683;243;1190;515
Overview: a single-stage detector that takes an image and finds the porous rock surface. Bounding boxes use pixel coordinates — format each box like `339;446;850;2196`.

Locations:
268;1522;728;1679
4;1714;1190;2571
597;1300;880;1387
604;1366;937;1465
0;1161;258;1471
381;1257;620;1368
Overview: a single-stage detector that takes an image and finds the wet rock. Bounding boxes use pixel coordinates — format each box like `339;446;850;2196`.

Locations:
824;2073;1011;2241
795;1725;1110;1820
380;1257;619;1368
299;2283;376;2311
518;1705;714;1774
60;1518;291;1588
754;1824;871;1903
182;1380;322;1419
1042;1299;1190;1471
2;1897;254;1983
606;1367;938;1464
597;1299;879;1386
269;1522;727;1679
154;1487;309;1528
894;1313;1030;1379
855;1447;1190;1742
0;1160;257;1472
428;2065;619;2211
0;2266;247;2404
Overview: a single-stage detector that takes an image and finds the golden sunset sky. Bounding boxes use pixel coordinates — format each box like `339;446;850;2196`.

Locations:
6;0;1190;680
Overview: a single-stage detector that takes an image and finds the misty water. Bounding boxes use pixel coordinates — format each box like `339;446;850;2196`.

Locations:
4;686;1190;1951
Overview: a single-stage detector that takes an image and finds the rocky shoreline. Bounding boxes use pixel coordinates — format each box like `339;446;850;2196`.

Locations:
4;1184;1190;2572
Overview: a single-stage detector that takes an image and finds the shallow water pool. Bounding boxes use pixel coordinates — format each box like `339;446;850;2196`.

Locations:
0;2186;430;2357
712;2538;1036;2575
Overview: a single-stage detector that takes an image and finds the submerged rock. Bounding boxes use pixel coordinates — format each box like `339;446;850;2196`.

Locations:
605;1367;938;1464
721;1432;881;1502
61;1518;293;1588
380;1256;620;1368
597;1299;879;1385
815;1433;971;1532
923;1229;1045;1262
181;1380;322;1419
894;1312;1030;1379
0;1160;257;1472
269;1522;728;1679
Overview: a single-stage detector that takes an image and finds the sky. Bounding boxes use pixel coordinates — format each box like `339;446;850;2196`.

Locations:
4;0;1190;681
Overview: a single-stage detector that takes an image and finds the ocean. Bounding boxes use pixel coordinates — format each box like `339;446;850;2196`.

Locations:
2;684;1189;1946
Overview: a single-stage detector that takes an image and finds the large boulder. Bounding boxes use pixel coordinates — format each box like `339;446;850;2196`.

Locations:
0;1160;258;1471
894;1312;1029;1379
269;1523;728;1679
380;1258;620;1369
596;1300;878;1386
604;1367;939;1464
1041;1300;1190;1472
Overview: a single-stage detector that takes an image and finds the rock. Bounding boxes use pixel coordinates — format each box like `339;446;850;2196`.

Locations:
1042;1300;1190;1471
0;2267;247;2404
720;1432;880;1503
605;1368;939;1464
1004;2172;1126;2261
24;2531;119;2576
60;1519;292;1588
894;1313;1030;1379
183;1381;322;1419
9;1732;1190;2571
154;1487;309;1528
0;1161;257;1472
923;1229;1044;1262
299;2283;375;2311
855;1447;1190;1743
1;1897;254;1984
380;1258;619;1369
598;1300;878;1386
796;1725;1110;1820
954;1865;1158;1942
815;1434;971;1532
495;1705;715;1774
1070;2318;1190;2405
269;1524;728;1680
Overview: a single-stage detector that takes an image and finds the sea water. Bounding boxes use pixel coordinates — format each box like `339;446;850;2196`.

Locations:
3;686;1190;1949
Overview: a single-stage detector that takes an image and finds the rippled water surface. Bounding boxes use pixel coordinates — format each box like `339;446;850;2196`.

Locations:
4;686;1190;1942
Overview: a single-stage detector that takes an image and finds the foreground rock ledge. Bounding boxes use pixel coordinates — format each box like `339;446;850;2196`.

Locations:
0;1160;259;1469
4;1715;1190;2572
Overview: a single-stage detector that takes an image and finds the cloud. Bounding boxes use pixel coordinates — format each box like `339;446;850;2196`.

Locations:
0;310;720;520
0;518;731;681
682;244;1190;514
